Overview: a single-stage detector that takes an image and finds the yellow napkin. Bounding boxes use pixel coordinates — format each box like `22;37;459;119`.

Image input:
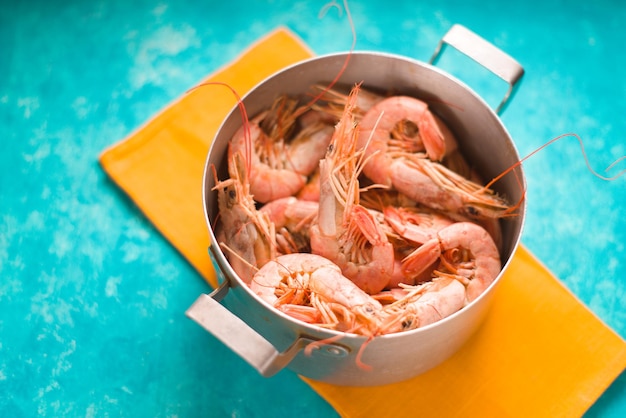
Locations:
99;27;626;417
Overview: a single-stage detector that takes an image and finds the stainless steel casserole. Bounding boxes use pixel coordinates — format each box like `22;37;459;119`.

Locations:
187;24;526;386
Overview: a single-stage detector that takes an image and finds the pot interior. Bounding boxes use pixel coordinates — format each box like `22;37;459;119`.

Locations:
204;52;525;277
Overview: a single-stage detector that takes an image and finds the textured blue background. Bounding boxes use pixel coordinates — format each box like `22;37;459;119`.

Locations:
1;0;624;416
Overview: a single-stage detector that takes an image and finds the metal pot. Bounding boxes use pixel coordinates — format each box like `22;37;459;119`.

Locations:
187;24;526;386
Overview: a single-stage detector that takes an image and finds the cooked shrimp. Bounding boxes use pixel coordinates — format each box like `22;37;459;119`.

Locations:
401;222;501;302
353;93;512;220
357;95;457;170
383;205;455;245
229;96;334;203
381;277;467;332
213;152;277;282
362;188;502;253
249;253;384;334
260;197;318;231
260;197;318;254
388;154;512;220
310;84;395;295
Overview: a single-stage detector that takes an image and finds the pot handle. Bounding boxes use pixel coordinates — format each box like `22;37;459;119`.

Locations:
186;280;301;377
430;24;524;114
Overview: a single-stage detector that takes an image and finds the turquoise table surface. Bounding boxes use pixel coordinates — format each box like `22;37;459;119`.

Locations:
2;0;625;416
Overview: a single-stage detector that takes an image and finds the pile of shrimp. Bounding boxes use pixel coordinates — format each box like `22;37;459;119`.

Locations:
213;83;515;338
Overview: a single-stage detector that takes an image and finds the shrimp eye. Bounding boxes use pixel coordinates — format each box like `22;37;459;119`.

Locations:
228;189;237;200
327;143;334;154
465;206;479;217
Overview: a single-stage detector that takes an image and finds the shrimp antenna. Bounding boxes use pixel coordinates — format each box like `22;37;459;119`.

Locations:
187;81;253;176
605;154;626;173
485;132;626;190
318;0;343;17
295;0;357;119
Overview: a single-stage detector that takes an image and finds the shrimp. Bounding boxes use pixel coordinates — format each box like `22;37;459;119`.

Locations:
213;151;277;282
381;277;467;332
384;202;503;262
260;197;318;231
229;95;334;203
249;253;384;334
383;205;455;246
357;95;458;168
357;189;456;287
353;194;414;289
309;84;395;295
354;93;512;220
354;147;511;221
401;222;501;302
389;154;512;220
259;196;318;254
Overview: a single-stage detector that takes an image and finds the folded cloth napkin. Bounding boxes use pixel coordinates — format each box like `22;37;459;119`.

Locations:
99;27;626;417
